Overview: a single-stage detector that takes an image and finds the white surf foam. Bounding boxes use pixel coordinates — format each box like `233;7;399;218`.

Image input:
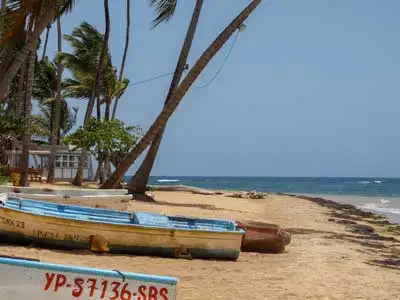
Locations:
156;179;180;183
379;198;391;205
359;203;400;215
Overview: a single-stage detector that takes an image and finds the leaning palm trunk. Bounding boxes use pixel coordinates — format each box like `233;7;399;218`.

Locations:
0;34;24;102
128;0;204;194
0;0;7;41
19;47;38;186
47;16;63;183
111;0;130;120
41;24;51;61
102;0;262;189
73;0;110;186
0;13;55;100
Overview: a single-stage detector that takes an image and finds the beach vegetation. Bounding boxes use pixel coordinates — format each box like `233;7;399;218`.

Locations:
0;0;262;188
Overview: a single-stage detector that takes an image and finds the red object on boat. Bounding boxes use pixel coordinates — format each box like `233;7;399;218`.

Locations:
237;220;291;254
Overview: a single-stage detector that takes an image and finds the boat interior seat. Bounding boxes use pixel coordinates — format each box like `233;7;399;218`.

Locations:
132;212;172;227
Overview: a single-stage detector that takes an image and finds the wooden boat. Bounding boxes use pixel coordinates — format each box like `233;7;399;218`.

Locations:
7;191;133;203
236;220;291;253
0;256;178;299
0;195;244;260
0;185;129;196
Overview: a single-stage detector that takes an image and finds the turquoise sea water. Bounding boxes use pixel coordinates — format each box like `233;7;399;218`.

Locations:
124;176;400;223
141;176;399;197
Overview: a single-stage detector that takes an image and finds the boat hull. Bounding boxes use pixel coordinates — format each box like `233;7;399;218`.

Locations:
0;185;128;196
0;207;242;260
0;257;178;299
237;220;291;253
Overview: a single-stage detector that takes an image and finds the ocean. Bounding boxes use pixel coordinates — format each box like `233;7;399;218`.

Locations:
124;176;400;224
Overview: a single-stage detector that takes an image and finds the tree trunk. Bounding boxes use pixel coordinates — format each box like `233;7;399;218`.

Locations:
72;151;86;186
0;31;25;103
94;163;100;181
73;0;110;186
103;98;111;179
128;0;204;194
41;24;51;61
105;98;111;121
111;0;130;120
47;16;63;183
0;0;7;44
49;102;55;143
19;48;38;186
96;96;101;120
102;0;263;189
16;61;27;116
0;13;55;101
98;160;105;184
0;0;6;13
105;158;112;178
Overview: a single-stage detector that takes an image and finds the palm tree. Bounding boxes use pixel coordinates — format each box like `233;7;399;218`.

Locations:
19;28;39;186
59;20;129;184
0;0;75;102
102;0;263;189
72;0;111;186
33;58;78;142
102;74;130;178
47;15;63;183
128;0;204;194
111;0;130;120
70;0;178;186
32;102;78;141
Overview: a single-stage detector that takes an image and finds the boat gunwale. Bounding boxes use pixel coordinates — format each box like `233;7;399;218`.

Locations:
8;192;132;199
1;204;246;235
0;257;178;285
7;196;241;225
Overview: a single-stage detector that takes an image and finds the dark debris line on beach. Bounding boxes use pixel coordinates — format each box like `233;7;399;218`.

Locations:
280;193;400;270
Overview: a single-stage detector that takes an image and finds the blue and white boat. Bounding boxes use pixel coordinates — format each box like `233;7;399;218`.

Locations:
0;256;178;299
0;195;245;260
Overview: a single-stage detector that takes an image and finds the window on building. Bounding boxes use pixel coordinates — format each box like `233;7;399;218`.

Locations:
55;153;87;169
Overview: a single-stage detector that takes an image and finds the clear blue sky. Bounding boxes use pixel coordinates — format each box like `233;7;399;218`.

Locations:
42;0;400;177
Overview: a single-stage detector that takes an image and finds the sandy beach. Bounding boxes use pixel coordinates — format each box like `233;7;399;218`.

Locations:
1;187;399;299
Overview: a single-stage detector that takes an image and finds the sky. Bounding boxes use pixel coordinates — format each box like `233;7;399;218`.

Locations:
42;0;400;177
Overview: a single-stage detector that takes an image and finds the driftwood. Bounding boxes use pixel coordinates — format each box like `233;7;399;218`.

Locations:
148;185;222;195
237;220;291;254
148;185;267;199
225;191;267;199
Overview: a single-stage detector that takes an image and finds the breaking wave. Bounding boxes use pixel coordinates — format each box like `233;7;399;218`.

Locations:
156;179;180;183
379;198;391;205
358;180;382;184
359;203;400;215
358;181;370;184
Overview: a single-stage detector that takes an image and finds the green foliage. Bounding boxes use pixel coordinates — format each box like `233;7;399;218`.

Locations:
0;111;24;142
63;118;141;162
0;164;9;184
32;58;79;140
0;176;9;185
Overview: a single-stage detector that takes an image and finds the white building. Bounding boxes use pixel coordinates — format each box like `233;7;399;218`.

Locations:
5;144;93;181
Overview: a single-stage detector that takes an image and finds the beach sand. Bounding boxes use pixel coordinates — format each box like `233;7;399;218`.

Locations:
1;188;399;299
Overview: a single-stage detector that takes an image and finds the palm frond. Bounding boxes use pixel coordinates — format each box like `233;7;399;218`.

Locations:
149;0;177;27
1;0;76;46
